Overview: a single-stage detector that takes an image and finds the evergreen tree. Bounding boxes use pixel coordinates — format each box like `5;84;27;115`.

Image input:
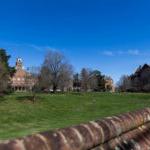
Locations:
0;49;15;93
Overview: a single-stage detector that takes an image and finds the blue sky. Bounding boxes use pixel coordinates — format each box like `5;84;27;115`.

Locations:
1;0;150;83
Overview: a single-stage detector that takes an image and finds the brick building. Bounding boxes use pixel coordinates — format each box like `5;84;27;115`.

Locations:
11;58;35;91
104;76;115;92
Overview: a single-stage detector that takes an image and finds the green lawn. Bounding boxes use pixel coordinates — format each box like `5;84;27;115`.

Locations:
0;92;150;140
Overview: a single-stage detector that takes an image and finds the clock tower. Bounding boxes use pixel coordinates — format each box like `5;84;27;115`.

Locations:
16;58;23;70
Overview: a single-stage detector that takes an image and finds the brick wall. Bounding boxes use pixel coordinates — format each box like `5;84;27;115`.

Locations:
0;108;150;150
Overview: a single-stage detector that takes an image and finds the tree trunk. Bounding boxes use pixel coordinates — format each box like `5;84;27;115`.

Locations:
53;85;57;93
32;92;36;103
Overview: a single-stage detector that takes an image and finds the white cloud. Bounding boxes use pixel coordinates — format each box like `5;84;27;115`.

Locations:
0;41;56;52
102;49;141;56
28;44;54;52
127;49;140;55
117;50;124;55
103;51;114;56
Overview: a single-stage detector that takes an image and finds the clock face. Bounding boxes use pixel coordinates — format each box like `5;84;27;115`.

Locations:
16;57;22;62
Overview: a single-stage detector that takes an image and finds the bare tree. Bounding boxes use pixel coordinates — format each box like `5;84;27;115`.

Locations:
80;69;106;92
117;75;131;92
59;63;73;92
25;67;40;103
41;50;73;92
80;68;90;91
38;66;52;91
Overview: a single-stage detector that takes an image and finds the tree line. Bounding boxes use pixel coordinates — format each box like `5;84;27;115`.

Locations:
117;64;150;92
0;49;113;95
30;51;110;93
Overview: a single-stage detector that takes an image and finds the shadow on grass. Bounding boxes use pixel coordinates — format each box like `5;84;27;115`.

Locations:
16;96;35;103
0;94;6;102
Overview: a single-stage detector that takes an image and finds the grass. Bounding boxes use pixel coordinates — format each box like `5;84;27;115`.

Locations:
0;92;150;140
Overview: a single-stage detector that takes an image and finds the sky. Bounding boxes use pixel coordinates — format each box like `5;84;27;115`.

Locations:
1;0;150;83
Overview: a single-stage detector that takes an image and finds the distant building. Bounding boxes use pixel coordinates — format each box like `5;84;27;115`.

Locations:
104;76;115;92
11;58;35;91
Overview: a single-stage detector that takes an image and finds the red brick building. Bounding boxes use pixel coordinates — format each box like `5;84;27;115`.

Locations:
11;58;35;91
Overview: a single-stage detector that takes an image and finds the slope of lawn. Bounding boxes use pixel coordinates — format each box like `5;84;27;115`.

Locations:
0;92;150;140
